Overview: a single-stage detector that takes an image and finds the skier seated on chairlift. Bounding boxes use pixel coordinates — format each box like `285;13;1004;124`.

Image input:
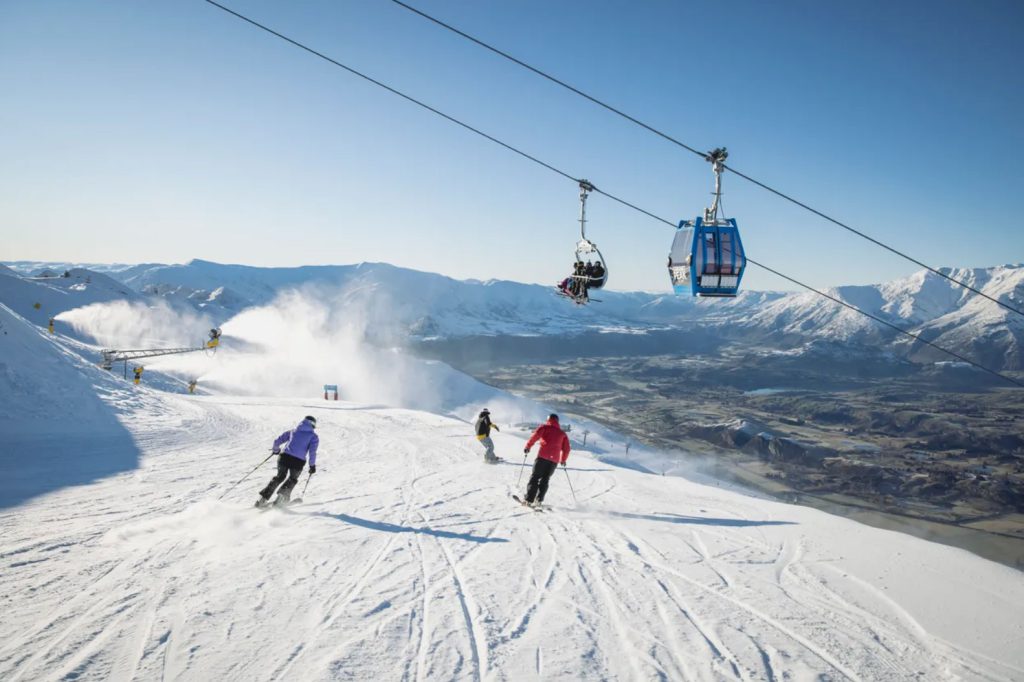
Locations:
256;415;319;508
574;268;590;302
589;261;605;286
570;261;587;297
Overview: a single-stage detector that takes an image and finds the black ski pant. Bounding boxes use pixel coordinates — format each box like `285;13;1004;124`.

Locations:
525;457;558;504
260;454;305;501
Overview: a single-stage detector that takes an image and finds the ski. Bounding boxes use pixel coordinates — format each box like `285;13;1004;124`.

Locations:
554;288;601;305
258;499;299;509
255;497;301;510
511;494;544;512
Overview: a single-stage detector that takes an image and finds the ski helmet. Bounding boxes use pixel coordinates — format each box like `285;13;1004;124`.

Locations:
548;413;559;422
304;415;317;427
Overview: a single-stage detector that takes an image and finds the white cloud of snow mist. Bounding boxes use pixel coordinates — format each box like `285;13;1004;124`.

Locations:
54;283;551;423
56;300;216;348
150;284;544;418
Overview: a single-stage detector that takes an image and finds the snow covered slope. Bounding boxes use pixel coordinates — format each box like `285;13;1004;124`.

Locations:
0;303;144;507
707;265;1024;371
0;268;144;329
894;266;1024;369
1;277;1023;680
1;391;1022;680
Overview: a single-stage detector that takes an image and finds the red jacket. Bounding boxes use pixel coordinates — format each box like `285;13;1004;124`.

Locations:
526;419;571;464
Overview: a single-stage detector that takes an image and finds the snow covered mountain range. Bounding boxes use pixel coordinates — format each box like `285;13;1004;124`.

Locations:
4;259;1023;369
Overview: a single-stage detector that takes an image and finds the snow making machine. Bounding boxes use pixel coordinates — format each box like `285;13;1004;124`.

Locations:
100;328;223;380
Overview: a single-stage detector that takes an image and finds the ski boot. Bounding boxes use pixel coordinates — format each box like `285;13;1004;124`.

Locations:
255;495;271;509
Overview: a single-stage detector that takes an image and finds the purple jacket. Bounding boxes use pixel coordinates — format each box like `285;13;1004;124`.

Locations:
273;420;319;466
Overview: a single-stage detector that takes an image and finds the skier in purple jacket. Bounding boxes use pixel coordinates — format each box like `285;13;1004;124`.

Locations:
256;416;319;507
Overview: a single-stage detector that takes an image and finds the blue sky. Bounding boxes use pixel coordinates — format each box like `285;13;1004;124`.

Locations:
1;0;1021;292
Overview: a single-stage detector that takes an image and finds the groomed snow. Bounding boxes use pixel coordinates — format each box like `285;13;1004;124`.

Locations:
2;401;1022;678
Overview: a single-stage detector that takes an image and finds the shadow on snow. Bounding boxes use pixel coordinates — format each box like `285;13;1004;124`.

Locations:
315;512;509;544
606;511;796;527
0;312;142;509
496;461;614;473
1;432;141;511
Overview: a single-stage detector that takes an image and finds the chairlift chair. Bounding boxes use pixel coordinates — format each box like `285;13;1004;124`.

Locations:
558;180;608;304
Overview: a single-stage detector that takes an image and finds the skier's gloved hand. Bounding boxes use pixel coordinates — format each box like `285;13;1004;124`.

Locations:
309;465;316;474
272;448;280;455
523;447;530;454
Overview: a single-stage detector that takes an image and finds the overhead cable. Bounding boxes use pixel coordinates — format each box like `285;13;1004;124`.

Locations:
387;0;1024;321
202;0;1023;388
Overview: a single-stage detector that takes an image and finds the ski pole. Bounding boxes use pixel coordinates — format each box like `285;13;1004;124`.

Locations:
562;464;578;505
299;471;314;498
290;469;317;505
516;451;529;488
218;451;275;500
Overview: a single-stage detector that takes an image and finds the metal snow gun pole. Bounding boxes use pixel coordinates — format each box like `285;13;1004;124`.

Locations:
100;328;224;377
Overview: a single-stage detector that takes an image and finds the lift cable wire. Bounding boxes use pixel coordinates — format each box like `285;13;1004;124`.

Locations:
389;0;708;160
202;0;1023;389
387;0;1024;321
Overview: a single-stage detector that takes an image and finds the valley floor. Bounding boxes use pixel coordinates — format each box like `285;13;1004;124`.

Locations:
1;395;1022;681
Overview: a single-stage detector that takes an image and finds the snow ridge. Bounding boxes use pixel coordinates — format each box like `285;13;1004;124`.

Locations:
4;260;1024;368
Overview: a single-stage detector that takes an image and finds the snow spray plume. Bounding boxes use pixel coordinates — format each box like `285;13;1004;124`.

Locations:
56;300;216;348
154;282;536;415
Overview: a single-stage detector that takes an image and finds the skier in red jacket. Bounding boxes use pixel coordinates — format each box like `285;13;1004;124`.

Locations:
522;414;571;507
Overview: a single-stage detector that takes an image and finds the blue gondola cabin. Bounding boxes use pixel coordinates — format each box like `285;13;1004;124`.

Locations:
668;217;745;297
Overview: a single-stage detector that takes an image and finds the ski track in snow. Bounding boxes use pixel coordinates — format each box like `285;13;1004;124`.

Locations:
2;394;1024;681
